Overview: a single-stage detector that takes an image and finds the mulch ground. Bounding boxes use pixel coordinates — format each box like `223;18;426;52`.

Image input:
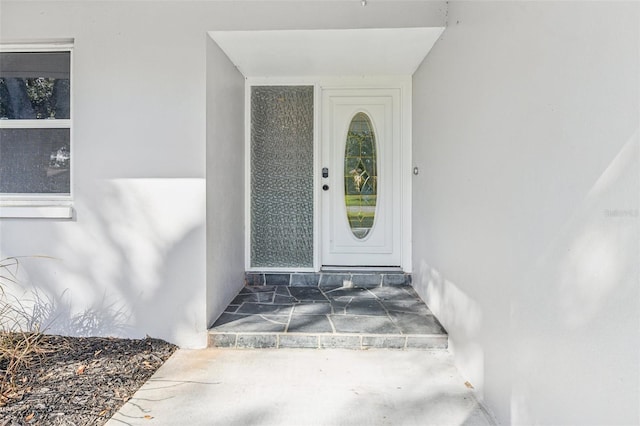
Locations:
0;335;177;426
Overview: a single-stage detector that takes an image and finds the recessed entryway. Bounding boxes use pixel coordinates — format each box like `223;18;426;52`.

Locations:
208;28;443;272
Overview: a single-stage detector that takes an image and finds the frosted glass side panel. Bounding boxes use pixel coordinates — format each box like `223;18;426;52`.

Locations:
251;86;314;268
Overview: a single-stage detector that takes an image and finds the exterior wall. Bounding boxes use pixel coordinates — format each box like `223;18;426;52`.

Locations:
412;1;639;424
0;1;446;348
206;37;245;329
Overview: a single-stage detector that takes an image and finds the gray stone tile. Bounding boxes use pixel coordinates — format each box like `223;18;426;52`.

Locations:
406;335;448;349
367;286;415;300
236;334;278;349
382;300;432;316
224;304;241;313
234;287;275;303
244;273;264;286
397;285;420;298
208;333;237;348
273;294;297;304
329;300;350;315
272;287;297;303
212;313;288;332
240;285;276;293
236;303;293;316
290;273;320;287
293;303;333;315
325;287;375;300
287;315;334;333
351;274;382;288
390;312;447;335
382;273;410;286
289;287;329;302
279;334;319;349
320;335;361;349
265;274;291;286
318;274;352;288
329;315;401;334
362;336;407;349
344;299;387;316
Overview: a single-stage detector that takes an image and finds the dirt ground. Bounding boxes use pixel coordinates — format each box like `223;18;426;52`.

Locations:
0;335;176;426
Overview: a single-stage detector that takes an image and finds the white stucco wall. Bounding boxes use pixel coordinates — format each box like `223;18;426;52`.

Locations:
205;37;245;328
412;2;639;424
0;1;446;348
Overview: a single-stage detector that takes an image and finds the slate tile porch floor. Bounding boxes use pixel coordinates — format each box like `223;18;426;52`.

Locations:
209;284;448;350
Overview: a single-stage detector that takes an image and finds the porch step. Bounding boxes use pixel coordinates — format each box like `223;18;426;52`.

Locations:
244;271;412;287
208;283;448;350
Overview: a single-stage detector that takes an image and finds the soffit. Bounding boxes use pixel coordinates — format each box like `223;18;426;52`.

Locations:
208;27;444;77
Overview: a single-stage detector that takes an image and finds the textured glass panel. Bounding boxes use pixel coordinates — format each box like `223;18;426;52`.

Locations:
0;128;70;194
0;52;71;119
251;86;314;267
344;112;377;239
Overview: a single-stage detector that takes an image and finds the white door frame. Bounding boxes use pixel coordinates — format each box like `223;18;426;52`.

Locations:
244;76;412;273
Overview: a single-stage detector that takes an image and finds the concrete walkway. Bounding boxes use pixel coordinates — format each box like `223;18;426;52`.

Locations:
107;349;495;426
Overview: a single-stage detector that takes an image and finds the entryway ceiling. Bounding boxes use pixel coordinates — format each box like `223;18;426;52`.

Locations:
208;27;444;77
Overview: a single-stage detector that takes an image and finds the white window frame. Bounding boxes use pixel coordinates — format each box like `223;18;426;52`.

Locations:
0;41;74;219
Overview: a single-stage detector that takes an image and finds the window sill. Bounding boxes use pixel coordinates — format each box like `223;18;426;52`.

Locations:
0;205;73;219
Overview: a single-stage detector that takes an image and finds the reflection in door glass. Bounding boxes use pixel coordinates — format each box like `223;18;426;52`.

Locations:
344;112;377;239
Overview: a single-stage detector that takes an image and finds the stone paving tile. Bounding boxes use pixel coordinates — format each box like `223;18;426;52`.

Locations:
279;334;319;348
382;300;432;316
318;273;351;288
293;303;333;315
240;286;276;293
288;287;329;302
210;284;447;350
344;299;387;316
362;336;407;349
224;304;241;313
290;273;320;287
212;313;288;332
265;274;291;285
236;303;293;316
208;333;237;348
329;314;401;334
329;300;351;315
324;287;376;299
287;315;334;333
389;312;447;334
367;286;416;300
273;294;297;304
232;290;274;304
320;335;361;349
382;273;411;286
406;335;448;349
350;274;383;288
237;334;278;349
244;273;264;286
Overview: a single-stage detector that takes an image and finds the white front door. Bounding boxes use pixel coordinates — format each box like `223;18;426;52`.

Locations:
321;88;402;267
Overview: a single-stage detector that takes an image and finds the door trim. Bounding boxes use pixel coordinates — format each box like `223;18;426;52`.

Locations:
244;76;412;273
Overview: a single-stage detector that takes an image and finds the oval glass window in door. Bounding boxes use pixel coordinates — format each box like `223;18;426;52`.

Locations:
344;112;377;239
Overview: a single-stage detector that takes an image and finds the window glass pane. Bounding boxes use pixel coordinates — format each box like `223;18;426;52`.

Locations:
250;86;314;268
344;112;377;239
0;128;70;194
0;52;70;119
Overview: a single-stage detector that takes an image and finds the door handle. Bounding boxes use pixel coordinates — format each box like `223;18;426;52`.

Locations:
322;184;329;191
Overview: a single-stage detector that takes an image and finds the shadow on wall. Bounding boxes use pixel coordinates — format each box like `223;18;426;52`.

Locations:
509;131;640;425
0;262;129;337
415;131;640;425
415;261;486;400
0;178;206;347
